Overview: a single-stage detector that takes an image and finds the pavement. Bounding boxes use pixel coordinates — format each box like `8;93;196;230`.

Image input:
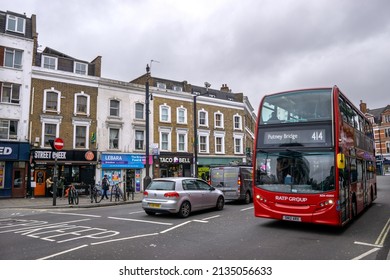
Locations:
0;192;143;209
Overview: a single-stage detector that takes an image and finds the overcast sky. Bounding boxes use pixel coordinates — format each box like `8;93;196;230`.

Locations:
3;0;390;111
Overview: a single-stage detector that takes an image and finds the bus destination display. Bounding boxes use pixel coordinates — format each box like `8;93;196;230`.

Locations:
264;129;326;145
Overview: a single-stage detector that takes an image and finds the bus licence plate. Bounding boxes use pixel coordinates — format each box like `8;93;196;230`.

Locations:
282;215;302;222
148;203;161;208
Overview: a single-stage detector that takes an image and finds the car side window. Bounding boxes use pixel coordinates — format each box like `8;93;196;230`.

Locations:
196;180;211;191
183;179;197;190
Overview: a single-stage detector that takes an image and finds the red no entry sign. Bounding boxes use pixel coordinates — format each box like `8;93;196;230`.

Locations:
53;138;64;150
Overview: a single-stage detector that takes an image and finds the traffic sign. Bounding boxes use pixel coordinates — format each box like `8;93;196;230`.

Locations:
53;138;64;151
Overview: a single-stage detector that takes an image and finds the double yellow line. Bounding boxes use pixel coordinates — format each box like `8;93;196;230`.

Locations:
375;218;390;246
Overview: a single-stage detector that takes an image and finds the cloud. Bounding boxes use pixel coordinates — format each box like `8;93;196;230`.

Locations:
3;0;390;110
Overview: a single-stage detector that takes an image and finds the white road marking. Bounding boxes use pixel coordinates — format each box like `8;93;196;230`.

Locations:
241;206;254;211
352;217;390;260
108;216;173;225
38;245;88;260
192;220;209;223
375;218;390;246
354;241;382;248
91;232;159;245
352;248;380;260
128;210;145;215
202;215;220;221
48;212;101;218
160;221;192;234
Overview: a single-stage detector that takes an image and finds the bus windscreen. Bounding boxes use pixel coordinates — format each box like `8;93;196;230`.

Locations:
255;151;335;194
260;89;332;124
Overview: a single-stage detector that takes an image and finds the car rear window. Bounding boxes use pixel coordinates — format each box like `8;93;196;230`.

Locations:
210;167;238;187
147;181;175;190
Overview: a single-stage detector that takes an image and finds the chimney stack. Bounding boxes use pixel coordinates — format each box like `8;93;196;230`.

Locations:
360;100;367;113
220;84;230;92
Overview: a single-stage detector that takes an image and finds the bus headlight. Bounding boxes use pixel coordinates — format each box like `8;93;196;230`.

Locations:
318;199;334;208
256;195;267;203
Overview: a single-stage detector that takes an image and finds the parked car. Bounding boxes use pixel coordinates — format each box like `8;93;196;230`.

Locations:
142;177;225;218
209;166;253;204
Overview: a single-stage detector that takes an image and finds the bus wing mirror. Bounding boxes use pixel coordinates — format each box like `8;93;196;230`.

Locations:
337;153;345;169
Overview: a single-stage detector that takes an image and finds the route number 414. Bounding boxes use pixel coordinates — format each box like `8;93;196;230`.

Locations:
311;131;323;141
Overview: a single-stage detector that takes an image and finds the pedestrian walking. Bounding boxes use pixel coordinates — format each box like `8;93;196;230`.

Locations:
101;175;109;200
57;176;65;198
45;177;53;197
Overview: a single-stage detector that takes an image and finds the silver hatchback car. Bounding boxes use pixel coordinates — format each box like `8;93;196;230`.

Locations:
142;177;225;218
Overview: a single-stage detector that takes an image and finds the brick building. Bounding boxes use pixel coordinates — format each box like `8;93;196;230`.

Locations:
360;101;390;175
29;47;101;196
131;74;256;180
1;9;257;197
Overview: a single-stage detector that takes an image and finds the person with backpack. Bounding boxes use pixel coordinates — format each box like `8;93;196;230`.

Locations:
101;175;110;200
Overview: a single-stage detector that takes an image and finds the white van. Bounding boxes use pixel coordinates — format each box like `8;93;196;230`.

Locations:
209;166;253;204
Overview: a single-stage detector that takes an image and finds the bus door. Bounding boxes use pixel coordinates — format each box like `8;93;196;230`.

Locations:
362;161;369;207
339;157;351;223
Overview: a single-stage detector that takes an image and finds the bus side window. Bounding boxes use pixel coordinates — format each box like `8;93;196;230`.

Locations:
350;158;357;183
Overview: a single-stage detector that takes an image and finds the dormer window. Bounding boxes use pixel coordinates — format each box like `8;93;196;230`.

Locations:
74;62;87;75
42;56;57;70
157;82;166;89
173;86;182;92
6;15;25;34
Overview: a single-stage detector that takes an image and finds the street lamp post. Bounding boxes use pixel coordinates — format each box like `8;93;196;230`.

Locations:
143;64;151;189
193;91;198;177
193;82;210;178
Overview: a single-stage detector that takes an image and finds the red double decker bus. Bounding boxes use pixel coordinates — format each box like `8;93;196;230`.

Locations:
253;86;377;226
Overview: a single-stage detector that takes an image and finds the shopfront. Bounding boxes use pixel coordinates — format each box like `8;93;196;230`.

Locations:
32;149;97;196
157;152;193;178
0;141;30;198
100;153;148;193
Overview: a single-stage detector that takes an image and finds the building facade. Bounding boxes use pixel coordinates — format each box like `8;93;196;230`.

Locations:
0;11;36;197
131;75;257;181
97;78;151;192
1;9;258;198
29;47;101;196
361;101;390;175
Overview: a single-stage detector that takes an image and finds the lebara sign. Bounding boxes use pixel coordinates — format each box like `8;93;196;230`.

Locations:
101;154;146;168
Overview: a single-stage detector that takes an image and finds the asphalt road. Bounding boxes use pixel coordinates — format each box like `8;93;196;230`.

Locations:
0;177;389;260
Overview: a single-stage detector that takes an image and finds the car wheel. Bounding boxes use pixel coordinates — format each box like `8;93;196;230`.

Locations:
145;210;156;216
244;191;251;204
352;200;357;219
216;196;224;211
178;201;191;218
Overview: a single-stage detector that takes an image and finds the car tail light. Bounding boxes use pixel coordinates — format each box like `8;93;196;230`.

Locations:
237;175;241;186
143;191;149;197
164;192;180;198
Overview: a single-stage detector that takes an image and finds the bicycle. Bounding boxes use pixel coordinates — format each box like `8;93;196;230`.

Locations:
67;185;79;205
90;184;103;203
110;182;123;202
